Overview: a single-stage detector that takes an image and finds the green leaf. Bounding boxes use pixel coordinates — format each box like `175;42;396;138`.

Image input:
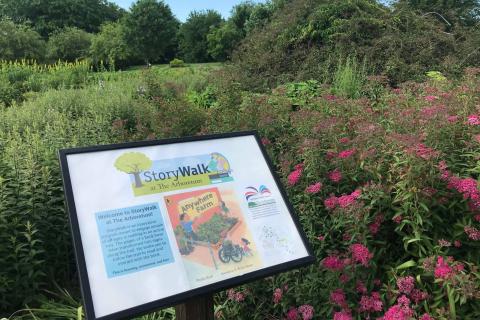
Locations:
447;284;457;319
396;260;416;270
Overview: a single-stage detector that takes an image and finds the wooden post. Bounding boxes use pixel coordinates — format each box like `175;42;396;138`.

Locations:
175;294;214;320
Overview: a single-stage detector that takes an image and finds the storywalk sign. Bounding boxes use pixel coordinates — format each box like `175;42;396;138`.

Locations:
59;131;314;320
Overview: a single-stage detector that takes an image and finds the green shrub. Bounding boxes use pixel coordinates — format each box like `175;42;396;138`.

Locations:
187;84;217;108
47;27;93;62
0;19;46;62
232;0;479;89
332;57;367;99
169;58;186;68
90;22;138;70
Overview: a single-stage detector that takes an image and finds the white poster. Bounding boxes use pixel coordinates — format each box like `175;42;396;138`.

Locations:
62;133;311;319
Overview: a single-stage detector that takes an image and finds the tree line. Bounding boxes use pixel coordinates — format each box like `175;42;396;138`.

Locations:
0;0;478;70
0;0;273;68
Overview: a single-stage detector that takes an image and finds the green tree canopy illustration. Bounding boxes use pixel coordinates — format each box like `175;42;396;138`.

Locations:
114;152;152;188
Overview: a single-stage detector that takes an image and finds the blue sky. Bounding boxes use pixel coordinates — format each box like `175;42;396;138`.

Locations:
113;0;267;22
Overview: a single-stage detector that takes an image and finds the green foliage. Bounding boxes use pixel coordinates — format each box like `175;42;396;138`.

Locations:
285;80;320;105
426;70;447;82
0;19;46;61
169;58;186;68
178;10;223;63
206;2;269;62
0;60;92;106
232;0;480;89
187;85;218;108
332;57;367;98
196;214;237;244
1;56;480;320
229;2;256;33
47;27;93;62
207;22;244;61
89;22;134;70
0;0;124;37
124;0;179;64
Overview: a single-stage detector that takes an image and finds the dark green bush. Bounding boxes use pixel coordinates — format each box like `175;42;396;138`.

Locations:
232;0;480;89
0;19;46;62
47;27;93;62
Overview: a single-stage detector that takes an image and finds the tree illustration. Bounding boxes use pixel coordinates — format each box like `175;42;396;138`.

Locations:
114;152;152;188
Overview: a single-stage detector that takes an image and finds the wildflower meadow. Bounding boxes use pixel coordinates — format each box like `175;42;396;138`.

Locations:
1;57;479;319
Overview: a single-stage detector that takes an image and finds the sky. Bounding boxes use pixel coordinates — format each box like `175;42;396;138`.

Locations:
113;0;267;22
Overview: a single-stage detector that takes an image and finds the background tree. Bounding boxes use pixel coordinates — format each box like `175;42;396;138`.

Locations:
206;2;268;62
229;2;256;35
124;0;179;64
0;0;124;37
114;152;152;188
178;10;223;63
90;21;137;69
0;19;46;61
47;27;93;62
207;22;243;61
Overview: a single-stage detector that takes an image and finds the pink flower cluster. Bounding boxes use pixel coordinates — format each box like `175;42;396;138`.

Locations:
328;168;342;183
286;305;314;320
323;255;345;271
447;115;459;123
381;295;413;320
359;291;383;313
424;95;437;102
392;215;403;224
350;243;373;266
407;143;439;160
439;162;480;210
396;276;414;294
324;189;361;210
333;310;352;320
464;226;480;240
410;289;429;304
421;105;445;119
356;281;367;294
338;148;356;159
434;256;454;279
305;182;322;194
273;288;283;304
369;214;384;235
288;163;304;186
467;114;480;125
393;275;428;306
261;137;271;146
330;289;347;308
339;137;350;144
298;304;314;320
228;289;245;302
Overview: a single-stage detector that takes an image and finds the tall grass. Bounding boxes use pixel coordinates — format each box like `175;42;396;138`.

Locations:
0;60;92;106
332;56;367;99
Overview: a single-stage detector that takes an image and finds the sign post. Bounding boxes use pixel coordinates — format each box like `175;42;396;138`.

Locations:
175;294;214;320
59;131;314;320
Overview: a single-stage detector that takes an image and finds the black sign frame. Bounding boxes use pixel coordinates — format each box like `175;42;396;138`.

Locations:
59;131;315;320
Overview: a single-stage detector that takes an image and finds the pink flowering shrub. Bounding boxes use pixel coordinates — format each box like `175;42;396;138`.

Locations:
213;70;480;319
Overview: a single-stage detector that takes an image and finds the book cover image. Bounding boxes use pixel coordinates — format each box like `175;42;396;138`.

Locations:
164;187;262;288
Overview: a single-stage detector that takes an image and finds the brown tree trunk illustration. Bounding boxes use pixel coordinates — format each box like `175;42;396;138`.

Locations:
132;172;143;188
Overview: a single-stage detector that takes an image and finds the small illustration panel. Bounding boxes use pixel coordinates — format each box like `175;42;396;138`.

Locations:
164;187;262;287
